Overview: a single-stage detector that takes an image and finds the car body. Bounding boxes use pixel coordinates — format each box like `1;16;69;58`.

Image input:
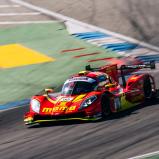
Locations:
24;61;156;125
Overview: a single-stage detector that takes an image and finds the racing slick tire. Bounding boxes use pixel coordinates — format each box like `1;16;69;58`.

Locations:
143;76;152;99
101;94;111;119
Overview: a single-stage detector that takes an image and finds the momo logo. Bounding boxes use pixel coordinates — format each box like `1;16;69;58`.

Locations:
42;106;76;113
42;108;53;113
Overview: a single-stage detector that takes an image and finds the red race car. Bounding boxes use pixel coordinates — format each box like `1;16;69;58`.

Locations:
24;61;156;126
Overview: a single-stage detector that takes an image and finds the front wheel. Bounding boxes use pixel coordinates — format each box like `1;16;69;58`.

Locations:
143;77;152;99
101;96;111;119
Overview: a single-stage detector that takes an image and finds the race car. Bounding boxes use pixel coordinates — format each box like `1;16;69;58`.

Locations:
24;61;156;125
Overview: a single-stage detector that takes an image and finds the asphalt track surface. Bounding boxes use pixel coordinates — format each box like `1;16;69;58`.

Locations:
0;97;159;159
25;0;159;46
0;1;159;159
0;0;56;29
1;69;159;159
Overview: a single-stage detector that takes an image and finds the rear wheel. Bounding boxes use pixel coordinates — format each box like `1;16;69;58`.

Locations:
101;95;111;118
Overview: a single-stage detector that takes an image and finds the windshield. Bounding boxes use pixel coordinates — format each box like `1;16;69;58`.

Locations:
61;81;97;95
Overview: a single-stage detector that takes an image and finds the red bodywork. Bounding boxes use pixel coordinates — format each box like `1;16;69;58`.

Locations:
24;63;156;125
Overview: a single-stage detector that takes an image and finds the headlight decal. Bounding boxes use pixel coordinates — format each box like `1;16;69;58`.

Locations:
79;95;97;110
31;99;40;113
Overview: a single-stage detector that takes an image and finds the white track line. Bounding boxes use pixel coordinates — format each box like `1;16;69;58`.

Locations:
0;5;20;8
11;0;159;53
128;150;159;159
0;21;56;25
0;12;41;16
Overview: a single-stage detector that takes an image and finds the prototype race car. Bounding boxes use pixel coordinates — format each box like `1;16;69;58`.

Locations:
24;61;156;125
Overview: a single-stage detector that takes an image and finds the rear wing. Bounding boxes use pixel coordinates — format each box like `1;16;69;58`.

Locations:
85;61;156;83
120;61;155;87
120;61;155;70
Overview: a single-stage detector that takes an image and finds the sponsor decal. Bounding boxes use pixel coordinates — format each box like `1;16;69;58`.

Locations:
42;106;76;113
68;77;89;81
69;106;76;111
65;77;96;84
42;107;53;113
60;97;73;102
114;97;121;110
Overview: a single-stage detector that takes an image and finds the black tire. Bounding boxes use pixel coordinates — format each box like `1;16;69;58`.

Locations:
101;95;111;118
143;76;152;99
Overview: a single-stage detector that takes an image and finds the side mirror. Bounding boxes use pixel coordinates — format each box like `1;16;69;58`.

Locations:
45;88;54;94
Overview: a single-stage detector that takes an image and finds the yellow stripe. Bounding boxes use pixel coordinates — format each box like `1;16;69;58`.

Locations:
46;95;62;104
24;117;99;124
0;44;55;68
34;118;98;122
72;94;86;103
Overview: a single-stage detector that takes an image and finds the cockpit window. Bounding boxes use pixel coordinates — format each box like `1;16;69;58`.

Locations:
61;81;97;95
98;75;107;82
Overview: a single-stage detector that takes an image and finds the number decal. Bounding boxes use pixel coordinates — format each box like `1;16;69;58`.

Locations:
114;97;121;110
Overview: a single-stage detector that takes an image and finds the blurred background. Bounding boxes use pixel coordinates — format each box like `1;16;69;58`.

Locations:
26;0;159;46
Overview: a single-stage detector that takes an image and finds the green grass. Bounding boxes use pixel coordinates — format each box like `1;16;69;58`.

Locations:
0;22;119;104
145;155;159;159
